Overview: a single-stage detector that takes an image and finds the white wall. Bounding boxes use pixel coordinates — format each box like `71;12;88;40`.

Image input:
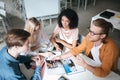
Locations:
23;0;60;19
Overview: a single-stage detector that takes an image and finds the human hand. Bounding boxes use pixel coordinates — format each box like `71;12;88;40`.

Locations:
32;55;44;67
55;46;62;51
74;55;87;68
54;43;62;51
55;38;62;43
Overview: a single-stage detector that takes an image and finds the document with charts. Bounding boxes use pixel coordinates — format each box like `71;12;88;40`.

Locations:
45;51;85;75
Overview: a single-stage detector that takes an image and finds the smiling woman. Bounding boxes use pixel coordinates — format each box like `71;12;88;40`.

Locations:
50;8;79;53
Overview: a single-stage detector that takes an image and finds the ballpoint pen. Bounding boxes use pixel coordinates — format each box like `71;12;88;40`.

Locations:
48;51;56;55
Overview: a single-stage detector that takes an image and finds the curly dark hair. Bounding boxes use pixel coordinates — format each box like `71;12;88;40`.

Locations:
58;8;79;29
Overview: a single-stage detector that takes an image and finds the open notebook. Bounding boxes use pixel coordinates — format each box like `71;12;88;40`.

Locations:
61;57;85;75
45;51;85;75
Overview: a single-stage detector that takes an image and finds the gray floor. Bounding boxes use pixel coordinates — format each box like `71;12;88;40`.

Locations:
0;0;120;79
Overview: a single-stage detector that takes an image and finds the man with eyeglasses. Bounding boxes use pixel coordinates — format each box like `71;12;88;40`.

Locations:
53;18;119;77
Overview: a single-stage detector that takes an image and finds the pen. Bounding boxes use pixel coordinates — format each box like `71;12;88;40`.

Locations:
52;52;56;55
48;51;56;55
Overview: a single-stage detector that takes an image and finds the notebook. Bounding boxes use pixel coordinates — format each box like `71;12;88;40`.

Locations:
100;11;115;19
46;53;85;75
61;57;85;75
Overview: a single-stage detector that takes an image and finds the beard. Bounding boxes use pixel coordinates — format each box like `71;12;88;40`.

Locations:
89;36;101;42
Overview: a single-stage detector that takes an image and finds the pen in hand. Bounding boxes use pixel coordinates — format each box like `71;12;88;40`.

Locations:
48;51;56;55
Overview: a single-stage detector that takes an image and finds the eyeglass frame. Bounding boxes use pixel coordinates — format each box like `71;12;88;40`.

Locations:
87;28;105;36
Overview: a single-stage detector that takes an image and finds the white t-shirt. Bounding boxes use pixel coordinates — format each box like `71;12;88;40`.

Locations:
91;43;103;66
54;25;79;52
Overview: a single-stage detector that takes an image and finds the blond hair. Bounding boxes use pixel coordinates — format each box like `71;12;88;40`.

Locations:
24;17;41;44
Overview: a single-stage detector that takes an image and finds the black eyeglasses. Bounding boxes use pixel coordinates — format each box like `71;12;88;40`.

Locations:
87;29;104;36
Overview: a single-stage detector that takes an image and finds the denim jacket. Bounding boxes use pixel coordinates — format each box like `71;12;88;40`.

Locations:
0;46;41;80
32;66;42;80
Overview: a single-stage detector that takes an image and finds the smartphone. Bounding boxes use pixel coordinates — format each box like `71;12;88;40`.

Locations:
58;76;69;80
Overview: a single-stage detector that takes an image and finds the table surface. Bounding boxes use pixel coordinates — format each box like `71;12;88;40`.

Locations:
42;53;120;80
92;9;120;30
